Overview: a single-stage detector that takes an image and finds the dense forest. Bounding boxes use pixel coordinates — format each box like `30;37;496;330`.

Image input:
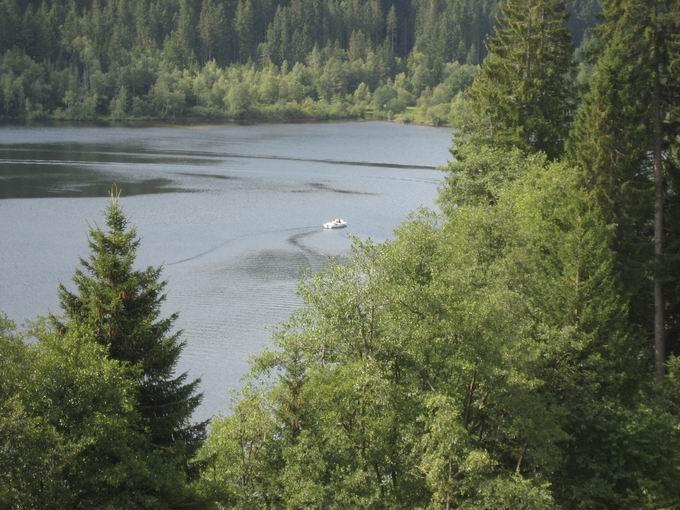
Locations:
1;0;597;124
3;0;680;508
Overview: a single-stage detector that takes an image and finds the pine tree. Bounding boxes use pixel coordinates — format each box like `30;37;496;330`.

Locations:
569;0;680;380
456;0;575;159
165;0;197;68
198;0;227;64
386;4;398;52
51;189;206;470
235;0;256;63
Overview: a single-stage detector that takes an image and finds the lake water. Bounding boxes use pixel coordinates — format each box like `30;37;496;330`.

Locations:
0;121;452;420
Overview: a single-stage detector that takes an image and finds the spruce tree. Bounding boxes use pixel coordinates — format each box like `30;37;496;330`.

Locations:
51;189;206;470
386;4;398;52
456;0;575;159
235;0;256;63
569;0;680;380
199;0;228;64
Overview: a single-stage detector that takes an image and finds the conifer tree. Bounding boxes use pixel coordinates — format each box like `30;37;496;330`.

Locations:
199;0;227;64
456;0;575;159
235;0;256;63
386;4;398;52
569;0;680;380
51;189;206;470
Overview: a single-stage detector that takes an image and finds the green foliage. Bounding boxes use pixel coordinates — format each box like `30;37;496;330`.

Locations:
197;147;637;506
51;193;206;492
110;85;129;119
0;0;600;123
198;122;680;506
199;0;229;64
568;0;680;356
420;395;556;509
0;317;166;509
439;144;536;209
196;390;281;508
453;0;576;158
567;0;602;46
1;193;220;506
6;2;680;508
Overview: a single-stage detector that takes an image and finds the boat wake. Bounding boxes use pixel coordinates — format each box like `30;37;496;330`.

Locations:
167;225;320;266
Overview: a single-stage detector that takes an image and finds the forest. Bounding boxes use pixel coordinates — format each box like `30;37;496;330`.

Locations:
2;0;680;508
1;0;596;125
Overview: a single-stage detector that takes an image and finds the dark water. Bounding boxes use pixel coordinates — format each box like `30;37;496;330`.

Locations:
0;122;451;420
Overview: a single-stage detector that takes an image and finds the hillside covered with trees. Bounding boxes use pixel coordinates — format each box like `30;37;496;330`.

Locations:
1;0;597;124
2;0;680;508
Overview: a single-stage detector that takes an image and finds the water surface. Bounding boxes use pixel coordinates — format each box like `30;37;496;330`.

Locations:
0;121;451;420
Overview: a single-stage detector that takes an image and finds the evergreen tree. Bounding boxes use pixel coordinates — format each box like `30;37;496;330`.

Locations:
199;145;679;507
455;0;575;159
567;0;601;46
164;0;197;68
0;0;614;123
235;0;256;63
386;4;398;52
198;0;228;64
569;0;680;379
51;190;206;473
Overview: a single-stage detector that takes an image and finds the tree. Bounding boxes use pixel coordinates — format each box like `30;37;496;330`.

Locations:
196;389;281;508
386;4;398;52
197;137;680;507
454;0;575;159
198;0;228;64
569;0;680;381
0;315;174;509
567;0;601;47
235;0;256;63
51;190;206;475
109;84;128;119
176;0;198;64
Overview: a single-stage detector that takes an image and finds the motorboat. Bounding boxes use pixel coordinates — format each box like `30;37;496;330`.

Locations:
323;218;348;229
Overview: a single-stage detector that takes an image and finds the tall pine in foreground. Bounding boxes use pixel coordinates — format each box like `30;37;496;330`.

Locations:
569;0;680;380
51;189;206;474
454;0;575;159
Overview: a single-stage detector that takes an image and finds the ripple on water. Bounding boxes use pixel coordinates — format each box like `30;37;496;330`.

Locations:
0;122;452;420
169;255;306;420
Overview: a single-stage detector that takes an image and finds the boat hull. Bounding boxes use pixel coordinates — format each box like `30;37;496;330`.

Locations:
323;219;348;229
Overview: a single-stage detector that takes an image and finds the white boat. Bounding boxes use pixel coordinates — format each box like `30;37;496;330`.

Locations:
323;218;348;229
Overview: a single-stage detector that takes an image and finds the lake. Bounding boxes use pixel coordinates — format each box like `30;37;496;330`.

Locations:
0;121;452;420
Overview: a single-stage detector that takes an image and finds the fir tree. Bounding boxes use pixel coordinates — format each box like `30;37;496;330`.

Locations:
51;189;206;471
386;4;398;52
235;0;256;63
456;0;575;159
569;0;680;380
198;0;227;64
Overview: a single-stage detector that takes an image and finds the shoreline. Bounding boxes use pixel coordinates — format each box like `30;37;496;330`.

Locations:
0;113;451;130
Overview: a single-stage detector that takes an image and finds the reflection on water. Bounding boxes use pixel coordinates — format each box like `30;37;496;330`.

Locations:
235;249;316;281
291;181;379;196
176;172;240;181
0;165;183;198
0;121;451;420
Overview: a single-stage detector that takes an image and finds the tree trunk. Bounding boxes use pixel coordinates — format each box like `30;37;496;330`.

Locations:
652;0;665;383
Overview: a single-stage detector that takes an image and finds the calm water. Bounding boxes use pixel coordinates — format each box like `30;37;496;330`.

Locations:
0;121;451;420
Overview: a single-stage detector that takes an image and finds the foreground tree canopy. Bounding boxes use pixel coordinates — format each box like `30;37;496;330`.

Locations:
198;0;680;508
2;0;680;508
197;149;680;508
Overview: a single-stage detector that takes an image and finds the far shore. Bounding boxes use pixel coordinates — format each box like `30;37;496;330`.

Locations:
0;111;453;130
